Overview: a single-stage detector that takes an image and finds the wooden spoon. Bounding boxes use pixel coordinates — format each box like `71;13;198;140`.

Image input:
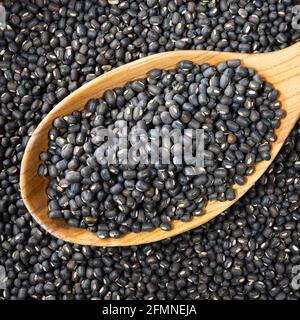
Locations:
20;42;300;247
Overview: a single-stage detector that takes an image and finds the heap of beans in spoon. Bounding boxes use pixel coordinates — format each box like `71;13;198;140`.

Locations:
38;59;284;239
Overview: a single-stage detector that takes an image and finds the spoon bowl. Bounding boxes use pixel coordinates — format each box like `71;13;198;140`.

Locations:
20;43;300;246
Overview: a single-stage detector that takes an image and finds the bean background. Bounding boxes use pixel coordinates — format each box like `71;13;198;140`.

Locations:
1;0;300;300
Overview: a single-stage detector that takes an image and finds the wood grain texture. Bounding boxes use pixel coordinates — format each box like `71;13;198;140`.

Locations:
20;42;300;246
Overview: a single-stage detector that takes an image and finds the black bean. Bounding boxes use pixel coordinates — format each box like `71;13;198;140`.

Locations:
109;230;121;238
135;181;150;192
226;120;239;132
141;223;154;232
61;144;74;160
49;210;63;219
234;175;246;185
225;188;235;200
65;171;82;183
110;183;123;195
169;105;181;119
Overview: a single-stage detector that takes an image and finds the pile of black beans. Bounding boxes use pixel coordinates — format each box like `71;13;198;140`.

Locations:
0;0;300;300
39;60;283;238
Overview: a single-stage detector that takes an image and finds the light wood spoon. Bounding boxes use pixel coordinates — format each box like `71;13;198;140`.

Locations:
20;42;300;247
